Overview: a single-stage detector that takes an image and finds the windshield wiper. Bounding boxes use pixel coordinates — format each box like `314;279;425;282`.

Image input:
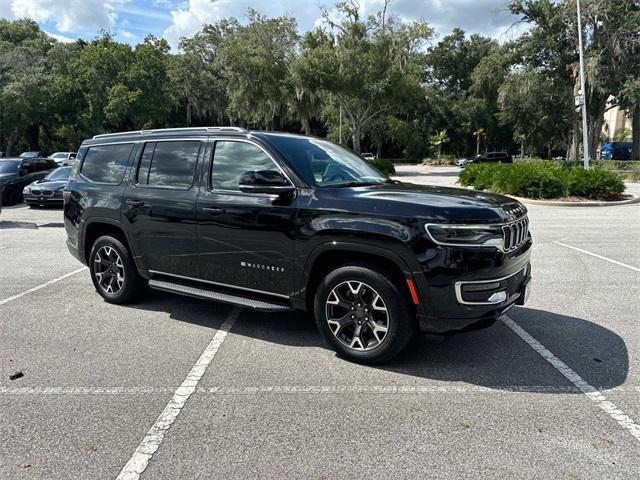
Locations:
331;181;386;188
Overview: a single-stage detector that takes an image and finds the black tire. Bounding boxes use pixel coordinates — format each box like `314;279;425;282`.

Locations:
314;263;415;364
89;235;145;304
2;185;19;206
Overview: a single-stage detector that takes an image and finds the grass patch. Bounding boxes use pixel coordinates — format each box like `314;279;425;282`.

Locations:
459;161;626;200
369;158;396;175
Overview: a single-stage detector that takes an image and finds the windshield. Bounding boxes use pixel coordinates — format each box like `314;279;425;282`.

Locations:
19;152;39;158
268;135;387;187
50;153;67;159
0;160;21;173
45;166;71;181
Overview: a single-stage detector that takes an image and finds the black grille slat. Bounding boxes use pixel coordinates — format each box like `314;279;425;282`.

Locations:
502;216;529;252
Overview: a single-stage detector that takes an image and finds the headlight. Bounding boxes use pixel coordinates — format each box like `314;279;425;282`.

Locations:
23;187;31;194
425;224;503;249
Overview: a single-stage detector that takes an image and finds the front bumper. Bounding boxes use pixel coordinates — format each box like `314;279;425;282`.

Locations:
24;193;63;205
417;264;532;333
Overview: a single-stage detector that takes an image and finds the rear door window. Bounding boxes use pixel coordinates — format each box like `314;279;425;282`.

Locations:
137;140;201;189
80;143;134;184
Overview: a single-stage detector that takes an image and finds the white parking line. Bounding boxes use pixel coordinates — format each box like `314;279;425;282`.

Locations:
503;316;640;443
116;307;241;480
0;267;88;306
553;241;640;273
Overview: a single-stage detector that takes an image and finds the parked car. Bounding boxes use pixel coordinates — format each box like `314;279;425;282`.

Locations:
64;127;532;363
23;166;72;207
361;152;376;161
0;157;58;205
49;152;77;166
600;142;633;161
456;152;513;168
19;150;49;158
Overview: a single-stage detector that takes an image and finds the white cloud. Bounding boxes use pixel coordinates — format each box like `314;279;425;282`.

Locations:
162;0;520;48
163;0;318;47
45;30;75;42
0;0;127;33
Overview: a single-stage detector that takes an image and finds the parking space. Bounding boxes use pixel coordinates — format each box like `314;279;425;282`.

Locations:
1;170;639;479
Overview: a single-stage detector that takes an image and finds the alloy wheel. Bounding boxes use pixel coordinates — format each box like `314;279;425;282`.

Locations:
325;280;390;351
93;246;125;295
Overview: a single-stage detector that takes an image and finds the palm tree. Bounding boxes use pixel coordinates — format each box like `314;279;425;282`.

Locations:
430;129;449;164
473;128;486;156
613;128;632;142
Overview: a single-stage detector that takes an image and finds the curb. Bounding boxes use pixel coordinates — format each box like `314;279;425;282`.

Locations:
512;195;640;207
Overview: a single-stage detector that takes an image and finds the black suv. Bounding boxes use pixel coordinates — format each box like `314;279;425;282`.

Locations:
456;152;513;168
64;127;532;363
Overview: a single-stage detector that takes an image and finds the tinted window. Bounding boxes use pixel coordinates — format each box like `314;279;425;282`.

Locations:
137;141;200;188
211;141;280;191
45;167;72;181
81;144;134;184
0;160;21;173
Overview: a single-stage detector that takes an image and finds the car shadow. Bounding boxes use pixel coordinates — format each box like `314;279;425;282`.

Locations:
129;291;628;393
0;220;38;229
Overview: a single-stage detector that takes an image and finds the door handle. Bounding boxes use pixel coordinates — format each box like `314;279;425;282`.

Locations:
203;207;224;215
126;199;144;207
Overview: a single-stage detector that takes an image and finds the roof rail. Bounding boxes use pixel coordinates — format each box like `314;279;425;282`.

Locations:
92;126;248;140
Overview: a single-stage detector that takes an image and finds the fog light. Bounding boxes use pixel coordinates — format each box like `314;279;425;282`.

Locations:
487;291;507;303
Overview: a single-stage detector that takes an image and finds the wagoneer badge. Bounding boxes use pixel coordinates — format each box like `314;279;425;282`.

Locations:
241;261;285;273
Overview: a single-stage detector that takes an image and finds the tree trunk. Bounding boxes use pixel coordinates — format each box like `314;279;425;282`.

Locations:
6;130;17;157
437;145;442;164
352;123;362;154
301;116;311;136
633;103;640;161
588;112;605;161
520;138;524;159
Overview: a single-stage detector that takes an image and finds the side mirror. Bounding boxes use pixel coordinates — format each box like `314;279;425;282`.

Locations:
18;168;27;176
238;170;295;196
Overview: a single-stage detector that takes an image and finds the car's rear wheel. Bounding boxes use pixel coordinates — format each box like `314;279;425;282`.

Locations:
314;263;415;363
89;235;144;304
2;185;19;206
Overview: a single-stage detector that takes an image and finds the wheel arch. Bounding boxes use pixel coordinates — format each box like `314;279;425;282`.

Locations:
83;219;130;264
300;241;420;314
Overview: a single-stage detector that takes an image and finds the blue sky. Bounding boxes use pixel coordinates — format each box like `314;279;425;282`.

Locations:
0;0;523;47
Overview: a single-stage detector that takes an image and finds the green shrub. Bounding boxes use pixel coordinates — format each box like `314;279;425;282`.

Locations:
566;168;625;200
369;158;396;175
458;161;625;200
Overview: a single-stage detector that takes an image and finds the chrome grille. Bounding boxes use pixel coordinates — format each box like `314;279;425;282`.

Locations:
31;189;54;196
502;216;529;252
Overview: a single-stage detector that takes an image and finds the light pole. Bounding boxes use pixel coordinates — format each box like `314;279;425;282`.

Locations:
576;0;590;169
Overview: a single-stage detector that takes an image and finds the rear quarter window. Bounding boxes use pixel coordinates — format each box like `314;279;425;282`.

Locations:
80;143;134;184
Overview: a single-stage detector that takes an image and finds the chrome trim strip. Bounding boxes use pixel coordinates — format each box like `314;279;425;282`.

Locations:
454;265;528;306
93;126;247;139
148;270;290;299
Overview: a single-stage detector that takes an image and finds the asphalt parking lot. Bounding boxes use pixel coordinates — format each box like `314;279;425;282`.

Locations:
1;166;639;479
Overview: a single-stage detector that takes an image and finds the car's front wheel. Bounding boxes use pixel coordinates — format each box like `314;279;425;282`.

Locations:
314;263;415;363
89;235;144;304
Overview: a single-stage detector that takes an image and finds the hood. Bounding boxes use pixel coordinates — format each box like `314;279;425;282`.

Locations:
29;179;67;190
316;182;526;224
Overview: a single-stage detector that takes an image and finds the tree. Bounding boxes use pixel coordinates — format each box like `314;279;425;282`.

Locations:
509;0;640;161
430;129;448;163
292;0;432;152
498;68;573;158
